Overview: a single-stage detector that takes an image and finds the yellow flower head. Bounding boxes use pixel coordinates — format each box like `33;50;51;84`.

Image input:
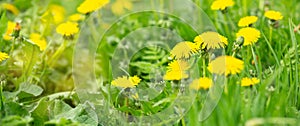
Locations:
164;70;189;81
3;21;16;41
190;77;213;90
111;75;141;88
77;0;109;14
236;27;261;46
56;22;79;37
208;56;244;76
30;33;47;51
41;5;65;24
211;0;234;10
164;60;190;80
68;14;85;22
167;60;190;72
238;16;258;27
1;3;19;15
241;77;260;87
194;32;228;50
0;52;9;62
129;75;141;84
170;41;199;60
264;10;283;21
112;0;132;15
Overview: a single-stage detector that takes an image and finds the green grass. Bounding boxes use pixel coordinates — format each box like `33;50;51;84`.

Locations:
1;0;300;125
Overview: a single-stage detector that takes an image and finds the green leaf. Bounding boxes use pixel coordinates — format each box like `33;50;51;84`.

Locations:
18;41;40;82
30;97;51;126
0;115;33;126
5;101;30;117
19;83;43;97
47;101;98;125
0;12;8;36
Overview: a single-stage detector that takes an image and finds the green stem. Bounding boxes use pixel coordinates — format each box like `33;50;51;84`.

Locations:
251;46;259;75
202;58;206;77
0;82;5;117
225;12;237;31
242;0;247;15
9;38;16;56
48;39;68;66
181;117;186;126
269;27;273;44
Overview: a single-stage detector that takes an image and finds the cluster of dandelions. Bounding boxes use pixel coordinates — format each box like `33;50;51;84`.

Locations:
111;0;285;91
1;0;114;66
1;0;135;63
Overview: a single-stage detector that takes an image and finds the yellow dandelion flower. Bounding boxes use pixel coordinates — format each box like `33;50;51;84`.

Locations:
129;75;141;84
164;60;190;80
164;71;189;81
190;77;213;90
111;0;132;15
56;22;79;37
1;3;19;15
194;32;228;50
30;33;47;51
77;0;109;14
41;5;65;24
264;10;283;21
111;75;141;88
170;41;199;59
167;60;190;72
211;0;234;10
3;21;16;41
68;14;85;22
241;77;260;87
238;16;258;27
236;27;261;46
0;52;9;62
208;56;244;76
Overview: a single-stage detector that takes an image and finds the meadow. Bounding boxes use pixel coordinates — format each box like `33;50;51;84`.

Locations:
0;0;300;125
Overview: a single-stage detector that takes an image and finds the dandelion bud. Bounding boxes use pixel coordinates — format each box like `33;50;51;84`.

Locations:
12;22;21;38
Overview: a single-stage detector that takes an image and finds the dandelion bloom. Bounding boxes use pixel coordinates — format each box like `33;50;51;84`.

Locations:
111;75;141;88
164;60;189;80
190;77;213;90
56;22;79;37
1;3;19;15
241;77;260;87
0;52;9;62
77;0;109;14
264;10;283;21
211;0;234;11
238;16;258;27
111;0;132;15
236;27;261;46
170;41;199;59
68;14;85;22
208;56;244;76
41;5;65;24
30;33;47;51
194;32;228;50
3;21;16;41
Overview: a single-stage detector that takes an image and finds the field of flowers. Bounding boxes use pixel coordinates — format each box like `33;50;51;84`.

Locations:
0;0;300;125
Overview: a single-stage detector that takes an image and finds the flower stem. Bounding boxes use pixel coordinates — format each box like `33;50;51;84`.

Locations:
269;26;273;44
48;40;68;66
9;38;16;56
202;58;206;77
